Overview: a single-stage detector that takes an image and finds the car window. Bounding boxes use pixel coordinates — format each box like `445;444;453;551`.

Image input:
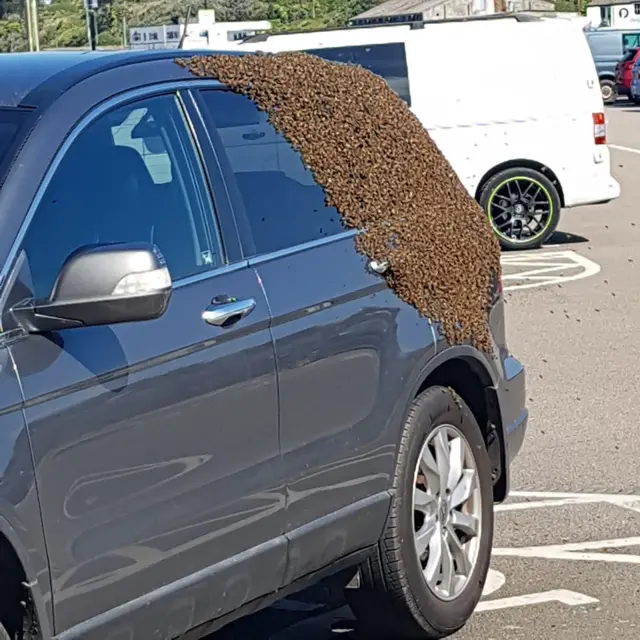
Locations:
0;115;19;166
623;33;640;52
304;43;411;106
199;89;345;257
0;108;29;176
16;93;222;301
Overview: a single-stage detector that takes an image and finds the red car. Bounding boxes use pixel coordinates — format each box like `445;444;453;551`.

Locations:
616;47;640;97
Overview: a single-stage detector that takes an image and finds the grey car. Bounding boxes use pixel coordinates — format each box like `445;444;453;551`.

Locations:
585;26;640;103
0;49;527;640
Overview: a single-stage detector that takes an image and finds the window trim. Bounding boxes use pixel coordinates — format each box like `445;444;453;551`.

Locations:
0;81;231;305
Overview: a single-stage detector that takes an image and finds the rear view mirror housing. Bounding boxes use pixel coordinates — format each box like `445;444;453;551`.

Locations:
11;242;172;333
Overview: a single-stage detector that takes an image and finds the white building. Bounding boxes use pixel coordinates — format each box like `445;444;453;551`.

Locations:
129;10;271;50
350;0;555;23
586;0;640;28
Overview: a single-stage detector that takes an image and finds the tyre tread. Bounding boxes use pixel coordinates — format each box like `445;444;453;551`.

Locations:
351;387;478;639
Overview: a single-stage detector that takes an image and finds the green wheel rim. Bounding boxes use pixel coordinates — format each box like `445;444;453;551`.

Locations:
486;176;554;244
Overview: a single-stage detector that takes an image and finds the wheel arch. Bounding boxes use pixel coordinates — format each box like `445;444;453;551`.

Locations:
0;516;49;640
474;158;565;208
410;347;507;503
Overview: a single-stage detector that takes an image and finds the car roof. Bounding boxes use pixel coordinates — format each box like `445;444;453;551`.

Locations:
0;49;241;110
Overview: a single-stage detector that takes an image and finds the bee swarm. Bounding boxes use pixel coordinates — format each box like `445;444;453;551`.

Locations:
177;52;501;351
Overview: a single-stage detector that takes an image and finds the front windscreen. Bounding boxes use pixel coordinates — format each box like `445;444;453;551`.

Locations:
0;108;30;187
0;109;27;166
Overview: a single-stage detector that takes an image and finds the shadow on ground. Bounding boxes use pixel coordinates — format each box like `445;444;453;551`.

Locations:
544;231;589;246
207;577;356;640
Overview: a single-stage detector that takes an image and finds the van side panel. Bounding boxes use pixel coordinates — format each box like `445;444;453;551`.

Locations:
237;20;620;208
406;21;620;206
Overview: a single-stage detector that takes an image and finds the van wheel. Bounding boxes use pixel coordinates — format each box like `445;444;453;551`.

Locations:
347;386;493;639
600;79;616;104
478;167;561;251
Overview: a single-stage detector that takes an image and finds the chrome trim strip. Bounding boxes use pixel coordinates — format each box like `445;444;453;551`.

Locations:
247;229;358;266
174;260;248;289
0;79;225;299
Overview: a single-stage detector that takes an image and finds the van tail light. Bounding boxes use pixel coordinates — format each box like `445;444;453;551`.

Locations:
593;112;606;145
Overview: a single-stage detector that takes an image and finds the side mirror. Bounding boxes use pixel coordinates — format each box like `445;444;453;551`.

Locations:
11;242;172;333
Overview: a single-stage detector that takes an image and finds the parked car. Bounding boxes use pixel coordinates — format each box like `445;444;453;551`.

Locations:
630;55;640;104
615;46;640;98
585;26;640;103
0;49;528;640
236;14;621;251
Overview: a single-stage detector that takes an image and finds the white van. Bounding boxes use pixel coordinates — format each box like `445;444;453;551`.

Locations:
231;14;621;250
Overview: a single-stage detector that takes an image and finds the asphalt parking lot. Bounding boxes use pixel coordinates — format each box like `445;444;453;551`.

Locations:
206;103;640;640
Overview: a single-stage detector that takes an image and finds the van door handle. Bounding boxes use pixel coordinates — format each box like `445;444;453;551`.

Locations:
202;297;256;327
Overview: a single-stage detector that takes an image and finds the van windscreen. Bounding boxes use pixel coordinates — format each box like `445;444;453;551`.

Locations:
304;43;412;106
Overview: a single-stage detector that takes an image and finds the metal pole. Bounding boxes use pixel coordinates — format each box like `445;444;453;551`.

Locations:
85;3;92;49
31;0;40;51
91;9;97;48
25;0;34;51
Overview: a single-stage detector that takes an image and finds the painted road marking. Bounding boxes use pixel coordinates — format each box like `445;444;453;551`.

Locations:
493;490;640;565
500;250;600;291
477;590;599;613
493;537;640;564
610;143;640;155
482;568;506;597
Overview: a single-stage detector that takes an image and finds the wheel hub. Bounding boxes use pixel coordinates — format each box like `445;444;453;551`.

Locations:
488;177;553;244
438;497;449;524
412;424;483;601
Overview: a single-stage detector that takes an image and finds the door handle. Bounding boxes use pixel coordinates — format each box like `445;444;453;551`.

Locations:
242;131;266;141
202;297;256;327
367;259;389;275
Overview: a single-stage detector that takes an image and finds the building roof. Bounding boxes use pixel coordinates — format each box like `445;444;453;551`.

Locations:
587;0;632;5
352;0;448;20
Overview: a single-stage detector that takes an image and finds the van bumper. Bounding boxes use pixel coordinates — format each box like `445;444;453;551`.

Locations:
563;174;621;208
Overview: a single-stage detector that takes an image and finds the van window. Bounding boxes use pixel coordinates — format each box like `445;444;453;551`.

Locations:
304;43;411;106
621;47;639;62
623;33;640;52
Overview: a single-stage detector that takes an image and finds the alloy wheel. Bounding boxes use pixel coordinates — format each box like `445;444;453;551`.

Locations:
486;176;554;244
412;424;482;601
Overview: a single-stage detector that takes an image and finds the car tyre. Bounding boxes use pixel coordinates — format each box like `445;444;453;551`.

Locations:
478;167;561;251
347;386;494;639
600;79;616;104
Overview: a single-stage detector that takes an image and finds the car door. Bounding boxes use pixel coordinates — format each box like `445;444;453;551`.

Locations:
2;89;285;639
195;87;438;585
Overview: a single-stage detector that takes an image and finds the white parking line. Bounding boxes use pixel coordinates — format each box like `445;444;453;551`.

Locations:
477;590;599;613
610;143;640;154
500;250;601;291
